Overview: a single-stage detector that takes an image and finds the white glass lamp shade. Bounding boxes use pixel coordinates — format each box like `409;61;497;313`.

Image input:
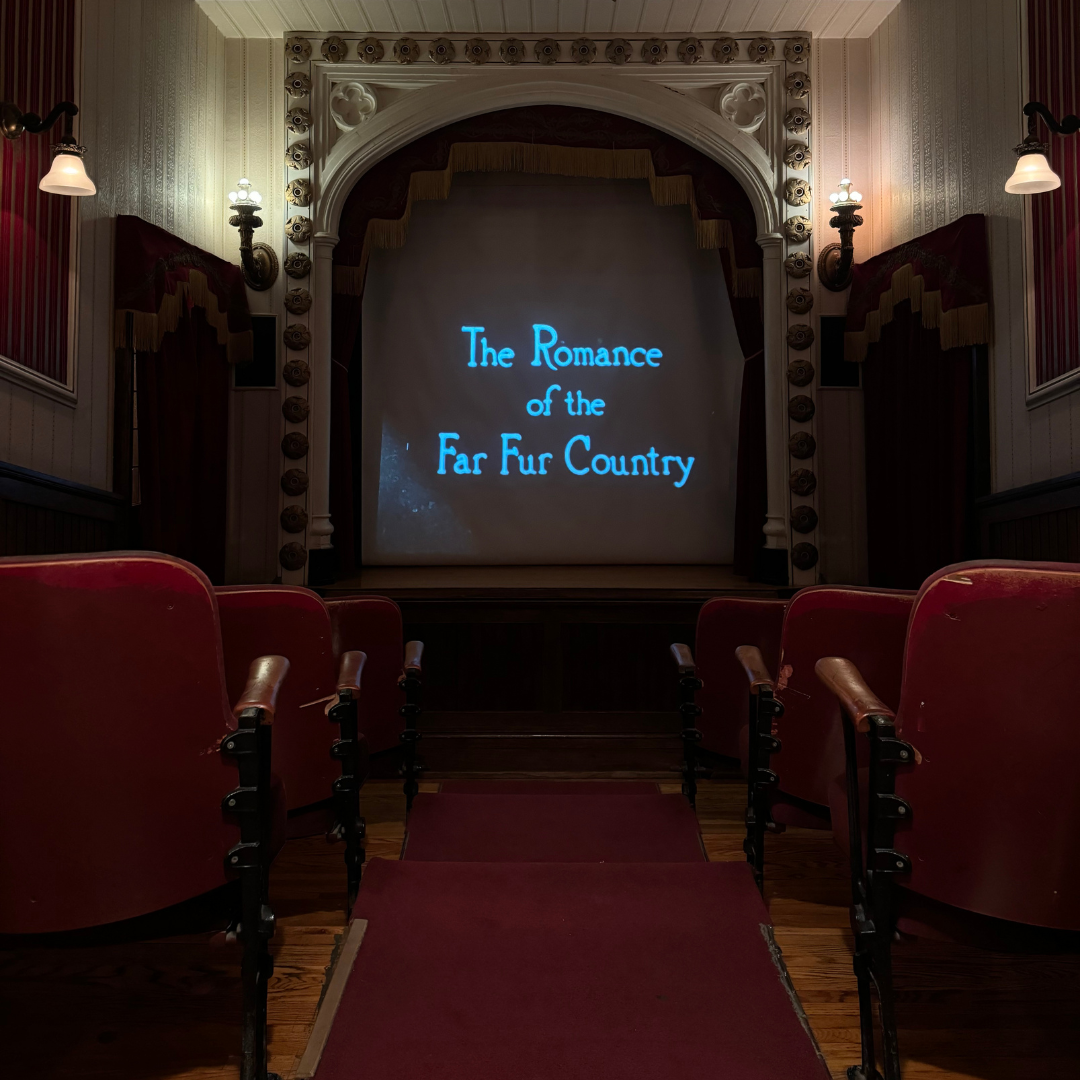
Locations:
229;178;261;207
39;149;96;196
1005;151;1061;194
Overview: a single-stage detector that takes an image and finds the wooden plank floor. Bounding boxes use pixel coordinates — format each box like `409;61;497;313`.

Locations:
1;779;1076;1078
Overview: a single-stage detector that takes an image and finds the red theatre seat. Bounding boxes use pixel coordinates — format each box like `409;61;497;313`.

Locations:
815;560;1080;1080
734;586;913;888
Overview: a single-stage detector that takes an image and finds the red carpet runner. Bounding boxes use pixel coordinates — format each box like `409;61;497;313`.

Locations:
315;860;829;1080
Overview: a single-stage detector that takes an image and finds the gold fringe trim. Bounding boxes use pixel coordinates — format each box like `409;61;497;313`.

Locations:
113;269;253;363
334;141;756;298
845;262;991;362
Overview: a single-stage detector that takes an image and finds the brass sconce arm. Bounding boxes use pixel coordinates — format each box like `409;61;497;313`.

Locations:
228;197;278;292
1;99;79;142
1021;100;1080;145
818;200;864;292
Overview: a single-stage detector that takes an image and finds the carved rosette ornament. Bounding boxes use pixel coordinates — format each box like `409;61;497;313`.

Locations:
500;38;526;64
286;142;312;170
285;72;312;97
282;396;311;424
787;359;815;386
357;37;384;63
283;358;311;386
570;38;596;64
279;542;308;571
784;38;810;64
788;395;816;423
284;288;312;315
330;82;378;131
784;177;812;206
791;505;818;534
321;36;348;62
784;141;811;170
286;178;311;206
641;38;668;64
784;251;813;277
286;107;311;134
535;38;560;64
792;542;819;571
713;37;739;63
429;38;455;64
281;469;309;496
394;37;419;63
677;37;704;64
787;324;815;350
784;216;813;243
282;432;309;460
785;71;811;97
286;216;313;244
786;288;814;316
789;469;817;496
281;505;309;533
284;253;311;278
606;38;633;65
748;37;775;62
286;36;311;63
784;107;811;135
283;324;311;351
464;38;490;64
789;432;817;460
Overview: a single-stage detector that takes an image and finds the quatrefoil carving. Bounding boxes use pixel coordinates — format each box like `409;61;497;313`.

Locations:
330;82;378;132
717;83;767;134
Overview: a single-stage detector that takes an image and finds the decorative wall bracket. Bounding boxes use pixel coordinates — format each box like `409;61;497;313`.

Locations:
817;179;863;292
228;179;278;291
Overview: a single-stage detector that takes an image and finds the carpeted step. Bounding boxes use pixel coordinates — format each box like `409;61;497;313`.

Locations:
403;793;705;862
439;780;661;795
310;859;829;1080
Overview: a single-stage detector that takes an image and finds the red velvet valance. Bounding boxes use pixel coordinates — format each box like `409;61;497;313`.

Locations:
846;213;992;362
113;215;252;363
334;105;763;299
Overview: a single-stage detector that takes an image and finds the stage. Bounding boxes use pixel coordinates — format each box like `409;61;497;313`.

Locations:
322;565;786;775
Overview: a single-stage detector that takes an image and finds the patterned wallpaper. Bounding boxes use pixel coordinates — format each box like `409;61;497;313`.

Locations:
869;0;1080;491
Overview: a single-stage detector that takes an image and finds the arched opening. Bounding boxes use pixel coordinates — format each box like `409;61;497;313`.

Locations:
326;105;770;579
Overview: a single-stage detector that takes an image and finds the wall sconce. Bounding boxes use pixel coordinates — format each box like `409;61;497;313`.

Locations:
817;179;863;292
0;99;96;196
1005;101;1079;195
228;178;278;291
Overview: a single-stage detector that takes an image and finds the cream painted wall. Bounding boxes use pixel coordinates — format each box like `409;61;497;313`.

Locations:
869;0;1080;492
223;37;286;583
0;0;227;491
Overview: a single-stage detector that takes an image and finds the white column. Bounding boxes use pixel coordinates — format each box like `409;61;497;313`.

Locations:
759;234;789;552
308;232;338;554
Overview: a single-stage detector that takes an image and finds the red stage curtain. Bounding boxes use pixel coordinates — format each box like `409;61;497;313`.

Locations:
114;216;252;585
0;0;76;383
330;105;766;576
848;215;992;588
1028;0;1080;385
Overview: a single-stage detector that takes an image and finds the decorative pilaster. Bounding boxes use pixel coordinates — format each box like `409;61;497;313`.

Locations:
759;234;790;574
308;232;338;562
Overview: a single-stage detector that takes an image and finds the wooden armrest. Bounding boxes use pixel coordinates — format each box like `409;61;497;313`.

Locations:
403;640;423;674
232;655;290;720
669;643;695;674
337;650;366;694
815;657;895;733
735;645;774;691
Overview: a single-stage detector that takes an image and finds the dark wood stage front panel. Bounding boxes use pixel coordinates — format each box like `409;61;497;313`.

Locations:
324;565;785;773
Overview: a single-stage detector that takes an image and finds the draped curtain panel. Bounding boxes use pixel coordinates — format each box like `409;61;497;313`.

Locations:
1028;0;1080;386
114;215;251;585
331;105;766;576
848;215;992;589
0;0;76;383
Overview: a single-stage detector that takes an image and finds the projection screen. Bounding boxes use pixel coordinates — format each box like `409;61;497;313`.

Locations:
360;172;745;565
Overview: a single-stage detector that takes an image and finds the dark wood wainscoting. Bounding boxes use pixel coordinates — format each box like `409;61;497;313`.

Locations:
0;461;127;558
977;470;1080;562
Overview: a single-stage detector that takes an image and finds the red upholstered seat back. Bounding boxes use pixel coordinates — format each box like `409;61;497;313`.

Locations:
216;586;338;811
695;598;786;758
326;596;404;755
0;552;238;934
773;586;913;807
893;561;1080;930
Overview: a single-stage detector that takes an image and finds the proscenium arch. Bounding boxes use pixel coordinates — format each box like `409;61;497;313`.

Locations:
304;69;790;578
317;71;780;240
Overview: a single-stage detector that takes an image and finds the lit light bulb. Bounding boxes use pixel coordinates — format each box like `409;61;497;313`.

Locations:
829;178;861;206
250;192;261;205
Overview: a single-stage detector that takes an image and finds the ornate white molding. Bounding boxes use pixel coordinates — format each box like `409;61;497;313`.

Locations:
329;81;378;131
